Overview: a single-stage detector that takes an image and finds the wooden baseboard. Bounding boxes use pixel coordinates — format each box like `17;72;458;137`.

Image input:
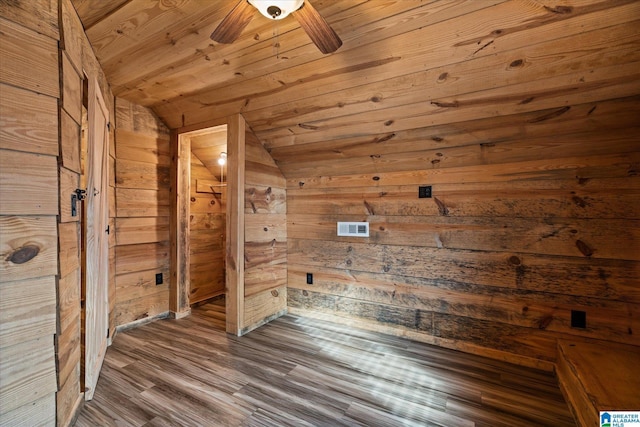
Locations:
170;309;191;320
288;306;555;371
240;308;287;336
116;311;171;332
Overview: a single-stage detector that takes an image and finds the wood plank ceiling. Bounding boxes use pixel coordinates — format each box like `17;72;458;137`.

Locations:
72;0;640;178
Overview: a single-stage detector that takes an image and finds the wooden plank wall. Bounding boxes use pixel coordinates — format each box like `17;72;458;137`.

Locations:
114;98;171;326
189;152;226;304
57;0;83;424
60;1;116;423
242;128;288;333
0;1;58;425
0;1;116;425
281;7;640;369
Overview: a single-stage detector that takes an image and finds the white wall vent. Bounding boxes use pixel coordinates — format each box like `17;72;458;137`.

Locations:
337;222;369;237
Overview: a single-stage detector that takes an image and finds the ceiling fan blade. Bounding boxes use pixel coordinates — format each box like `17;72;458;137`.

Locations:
210;0;255;44
292;1;342;54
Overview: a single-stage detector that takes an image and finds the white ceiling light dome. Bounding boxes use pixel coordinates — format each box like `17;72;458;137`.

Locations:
248;0;304;20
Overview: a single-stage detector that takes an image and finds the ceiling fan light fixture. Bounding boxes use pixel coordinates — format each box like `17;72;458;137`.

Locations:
248;0;304;20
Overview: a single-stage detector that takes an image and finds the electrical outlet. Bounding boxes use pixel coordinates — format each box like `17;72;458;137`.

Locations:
306;273;313;285
571;310;586;328
155;273;163;285
418;185;432;198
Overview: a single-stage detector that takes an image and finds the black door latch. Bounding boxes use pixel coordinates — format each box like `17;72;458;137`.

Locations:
71;189;87;217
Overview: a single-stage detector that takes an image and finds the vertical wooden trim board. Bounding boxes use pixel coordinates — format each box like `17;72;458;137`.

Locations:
170;131;191;318
225;115;246;335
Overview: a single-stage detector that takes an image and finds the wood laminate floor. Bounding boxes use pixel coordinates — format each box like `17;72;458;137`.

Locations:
75;298;576;426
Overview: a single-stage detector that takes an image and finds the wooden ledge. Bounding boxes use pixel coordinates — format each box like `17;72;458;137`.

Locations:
556;339;640;427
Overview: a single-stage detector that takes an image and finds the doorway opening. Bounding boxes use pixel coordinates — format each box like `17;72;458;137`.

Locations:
171;116;245;335
187;126;228;306
171;121;242;333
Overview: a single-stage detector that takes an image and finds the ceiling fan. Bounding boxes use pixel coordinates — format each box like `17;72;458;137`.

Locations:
211;0;342;54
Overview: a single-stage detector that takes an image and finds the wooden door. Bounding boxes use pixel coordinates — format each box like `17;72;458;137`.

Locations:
84;78;110;400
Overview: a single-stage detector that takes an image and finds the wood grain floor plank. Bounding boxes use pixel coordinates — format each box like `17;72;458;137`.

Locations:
75;298;575;426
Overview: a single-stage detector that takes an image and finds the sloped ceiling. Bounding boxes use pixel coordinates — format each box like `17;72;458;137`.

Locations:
190;127;228;180
71;0;640;178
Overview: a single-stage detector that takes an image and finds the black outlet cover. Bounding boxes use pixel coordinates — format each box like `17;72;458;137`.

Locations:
419;185;432;198
571;310;586;328
306;273;313;285
155;273;163;285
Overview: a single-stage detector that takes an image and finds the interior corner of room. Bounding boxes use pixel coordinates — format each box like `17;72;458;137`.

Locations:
0;0;638;426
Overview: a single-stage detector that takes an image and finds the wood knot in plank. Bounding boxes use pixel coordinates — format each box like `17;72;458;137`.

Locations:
298;181;305;188
364;200;375;215
271;290;279;297
431;100;459;108
576;239;593;257
508;256;521;266
538;315;553;330
298;123;318;130
544;5;573;14
7;244;40;264
509;59;524;68
528;106;570;123
372;176;380;181
373;133;395;143
576;177;590;185
431;136;444;142
434;197;449;216
571;195;587;208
